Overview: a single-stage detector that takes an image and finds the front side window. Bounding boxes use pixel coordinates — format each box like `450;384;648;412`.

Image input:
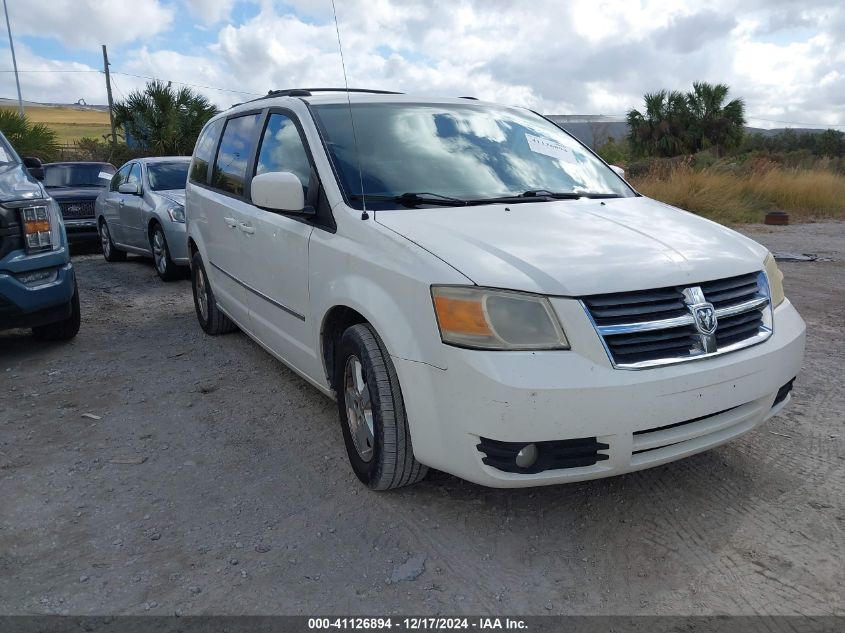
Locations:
311;102;634;209
212;114;261;196
190;118;224;184
126;163;141;187
111;163;131;191
148;161;190;191
255;113;311;197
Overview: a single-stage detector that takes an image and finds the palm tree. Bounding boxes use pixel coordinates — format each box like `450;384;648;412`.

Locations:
626;90;690;157
112;81;219;156
0;109;60;161
685;82;745;155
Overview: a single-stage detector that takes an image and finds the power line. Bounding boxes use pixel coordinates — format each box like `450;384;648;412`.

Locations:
111;71;261;96
0;69;101;73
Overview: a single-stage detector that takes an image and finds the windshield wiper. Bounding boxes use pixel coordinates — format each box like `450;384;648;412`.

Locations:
521;190;624;199
350;192;468;207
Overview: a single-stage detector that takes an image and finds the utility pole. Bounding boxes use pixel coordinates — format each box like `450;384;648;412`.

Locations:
2;0;23;116
102;44;117;150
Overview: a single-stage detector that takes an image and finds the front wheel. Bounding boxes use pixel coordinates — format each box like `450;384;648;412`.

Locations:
151;225;180;282
191;251;237;335
335;323;428;490
32;279;81;341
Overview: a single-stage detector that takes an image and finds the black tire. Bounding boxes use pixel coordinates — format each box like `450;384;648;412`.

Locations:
32;279;81;341
191;251;237;335
150;224;180;282
335;323;427;490
99;220;126;262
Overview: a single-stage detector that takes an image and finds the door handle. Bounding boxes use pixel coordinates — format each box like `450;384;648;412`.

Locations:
239;222;255;234
223;216;238;228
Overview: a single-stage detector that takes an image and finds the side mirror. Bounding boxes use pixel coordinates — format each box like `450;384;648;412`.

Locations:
118;182;140;195
610;165;626;179
251;171;308;213
23;156;44;180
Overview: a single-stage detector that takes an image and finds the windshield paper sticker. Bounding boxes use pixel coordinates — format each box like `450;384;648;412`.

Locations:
98;171;112;180
526;134;577;163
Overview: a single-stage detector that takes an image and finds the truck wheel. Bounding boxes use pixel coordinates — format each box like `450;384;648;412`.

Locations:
32;279;81;341
191;251;237;335
99;220;126;262
335;323;428;490
151;224;179;282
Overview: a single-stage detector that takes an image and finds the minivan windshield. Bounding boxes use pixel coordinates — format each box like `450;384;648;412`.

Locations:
311;102;634;209
43;163;115;188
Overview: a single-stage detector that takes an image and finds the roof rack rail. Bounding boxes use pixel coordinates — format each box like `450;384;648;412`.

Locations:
263;88;404;99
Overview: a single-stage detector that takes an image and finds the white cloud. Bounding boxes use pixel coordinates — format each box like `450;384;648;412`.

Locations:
2;0;843;128
184;0;237;25
7;0;174;50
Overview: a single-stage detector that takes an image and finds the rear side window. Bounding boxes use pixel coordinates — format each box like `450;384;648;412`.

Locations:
190;118;224;184
212;113;261;196
256;113;311;198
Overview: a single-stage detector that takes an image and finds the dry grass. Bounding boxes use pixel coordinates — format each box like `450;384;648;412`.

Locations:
630;164;845;225
2;105;111;142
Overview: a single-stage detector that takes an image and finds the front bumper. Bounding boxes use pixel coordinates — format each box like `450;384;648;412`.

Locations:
394;299;806;488
0;260;76;331
64;218;99;240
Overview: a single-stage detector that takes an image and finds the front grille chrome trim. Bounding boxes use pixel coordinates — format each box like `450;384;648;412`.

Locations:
582;271;774;370
595;296;770;336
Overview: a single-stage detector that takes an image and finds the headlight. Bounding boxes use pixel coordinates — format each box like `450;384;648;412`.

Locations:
431;286;569;350
21;199;62;253
166;205;185;223
764;252;785;307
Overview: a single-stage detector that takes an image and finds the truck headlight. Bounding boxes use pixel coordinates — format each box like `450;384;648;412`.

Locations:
21;199;62;253
166;204;185;223
431;286;569;350
764;252;785;307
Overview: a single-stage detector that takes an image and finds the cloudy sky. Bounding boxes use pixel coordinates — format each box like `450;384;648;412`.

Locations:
1;0;843;128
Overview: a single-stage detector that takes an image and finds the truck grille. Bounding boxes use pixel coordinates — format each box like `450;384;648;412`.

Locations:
58;200;96;219
582;272;773;369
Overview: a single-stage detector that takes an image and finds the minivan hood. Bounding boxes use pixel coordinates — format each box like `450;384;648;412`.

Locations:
375;196;768;296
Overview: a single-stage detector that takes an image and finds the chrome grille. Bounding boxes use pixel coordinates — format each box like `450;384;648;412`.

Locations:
582;271;772;369
58;200;96;219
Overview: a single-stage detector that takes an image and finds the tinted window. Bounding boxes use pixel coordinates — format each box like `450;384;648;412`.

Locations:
127;163;141;187
44;164;115;188
311;103;634;209
190;118;224;183
148;161;190;191
111;163;131;191
256;114;311;196
212;114;260;196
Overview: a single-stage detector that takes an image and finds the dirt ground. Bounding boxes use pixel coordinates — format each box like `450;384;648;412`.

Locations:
1;222;843;616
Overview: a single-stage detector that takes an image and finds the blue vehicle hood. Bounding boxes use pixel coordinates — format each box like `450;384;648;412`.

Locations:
0;162;46;204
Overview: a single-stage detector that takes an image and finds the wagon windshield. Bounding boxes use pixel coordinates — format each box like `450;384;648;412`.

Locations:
311;102;634;210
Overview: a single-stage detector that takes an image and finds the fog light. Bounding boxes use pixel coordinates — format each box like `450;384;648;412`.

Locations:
515;443;538;468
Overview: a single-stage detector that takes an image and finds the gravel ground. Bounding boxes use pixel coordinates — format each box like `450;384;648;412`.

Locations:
1;223;843;616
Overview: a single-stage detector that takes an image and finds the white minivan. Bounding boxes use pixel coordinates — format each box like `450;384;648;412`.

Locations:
185;89;805;490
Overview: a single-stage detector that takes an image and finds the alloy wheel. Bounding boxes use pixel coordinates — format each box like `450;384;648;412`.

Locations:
153;230;167;274
100;224;111;257
195;265;209;322
343;355;375;462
